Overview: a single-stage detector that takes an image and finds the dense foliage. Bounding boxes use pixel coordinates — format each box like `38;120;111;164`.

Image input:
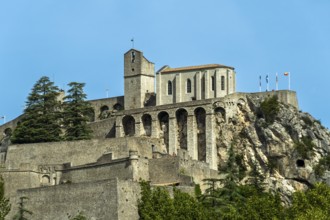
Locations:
260;95;280;123
138;181;209;220
138;181;330;220
0;176;10;220
11;76;62;143
11;77;92;144
63;82;93;141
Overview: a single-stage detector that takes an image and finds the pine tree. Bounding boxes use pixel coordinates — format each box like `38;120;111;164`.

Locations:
63;82;92;141
13;197;32;220
0;176;10;220
11;76;62;143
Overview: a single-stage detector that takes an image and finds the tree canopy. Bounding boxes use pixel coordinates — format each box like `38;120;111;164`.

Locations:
63;82;92;141
11;76;62;143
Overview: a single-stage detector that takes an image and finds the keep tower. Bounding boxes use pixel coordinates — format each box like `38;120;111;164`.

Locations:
124;49;155;110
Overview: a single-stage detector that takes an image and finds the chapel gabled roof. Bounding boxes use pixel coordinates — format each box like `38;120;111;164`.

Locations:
159;64;234;74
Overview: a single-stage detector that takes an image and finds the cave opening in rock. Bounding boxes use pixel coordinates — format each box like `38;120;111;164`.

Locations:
296;159;305;168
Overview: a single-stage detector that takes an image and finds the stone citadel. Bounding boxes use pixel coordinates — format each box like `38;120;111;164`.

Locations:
0;49;299;219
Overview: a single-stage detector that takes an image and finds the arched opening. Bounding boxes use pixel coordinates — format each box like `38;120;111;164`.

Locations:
195;108;206;161
142;114;152;137
4;128;12;137
113;103;123;111
186;79;191;93
42;175;50;185
122;115;135;136
168;81;173;95
176;109;188;150
99;105;110;119
214;107;226;124
158;111;169;153
296;159;305;168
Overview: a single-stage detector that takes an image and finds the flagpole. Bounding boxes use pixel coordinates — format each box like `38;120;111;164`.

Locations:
259;75;261;92
276;72;278;91
289;72;291;90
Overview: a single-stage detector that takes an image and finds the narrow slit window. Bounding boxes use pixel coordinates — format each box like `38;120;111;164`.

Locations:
168;81;173;95
211;76;215;91
131;51;135;63
186;79;191;93
221;76;225;90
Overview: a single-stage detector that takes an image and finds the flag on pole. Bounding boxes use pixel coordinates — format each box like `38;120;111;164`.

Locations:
259;75;262;92
0;116;4;119
284;72;291;90
266;75;269;83
266;74;269;91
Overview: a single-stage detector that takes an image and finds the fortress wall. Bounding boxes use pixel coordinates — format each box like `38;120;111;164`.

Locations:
61;159;133;184
89;96;124;121
5;137;158;170
11;179;140;220
0;115;23;140
149;155;218;190
117;179;141;220
89;117;116;138
177;157;219;191
246;90;299;109
149;157;180;184
2;171;40;198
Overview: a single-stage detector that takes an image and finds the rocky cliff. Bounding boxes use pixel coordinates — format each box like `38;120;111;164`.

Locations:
215;95;330;203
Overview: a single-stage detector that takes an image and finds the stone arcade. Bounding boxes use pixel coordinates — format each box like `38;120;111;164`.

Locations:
0;49;298;220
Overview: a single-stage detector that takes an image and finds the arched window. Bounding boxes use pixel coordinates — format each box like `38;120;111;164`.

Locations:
168;81;173;95
186;79;191;93
221;76;225;90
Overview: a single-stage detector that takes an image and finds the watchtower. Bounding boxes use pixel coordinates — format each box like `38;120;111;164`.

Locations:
124;49;155;110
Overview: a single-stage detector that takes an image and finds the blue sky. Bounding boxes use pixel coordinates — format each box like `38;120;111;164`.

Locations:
1;1;330;128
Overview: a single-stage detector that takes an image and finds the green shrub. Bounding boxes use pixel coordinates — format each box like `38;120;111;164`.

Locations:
294;136;315;159
301;115;313;127
260;96;280;124
314;154;330;178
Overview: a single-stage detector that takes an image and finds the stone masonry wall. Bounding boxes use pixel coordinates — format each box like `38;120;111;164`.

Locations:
10;179;140;220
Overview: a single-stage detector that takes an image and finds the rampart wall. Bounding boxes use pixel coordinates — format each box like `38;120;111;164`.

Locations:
10;178;140;220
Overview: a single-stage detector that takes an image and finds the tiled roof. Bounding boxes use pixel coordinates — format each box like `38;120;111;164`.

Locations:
160;64;234;73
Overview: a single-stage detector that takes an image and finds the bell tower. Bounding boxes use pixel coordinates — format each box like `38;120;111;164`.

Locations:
124;49;155;110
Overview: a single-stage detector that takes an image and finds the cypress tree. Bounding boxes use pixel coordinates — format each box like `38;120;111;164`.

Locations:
63;82;92;141
11;76;62;143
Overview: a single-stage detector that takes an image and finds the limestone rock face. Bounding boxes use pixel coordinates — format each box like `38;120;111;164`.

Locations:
215;95;330;202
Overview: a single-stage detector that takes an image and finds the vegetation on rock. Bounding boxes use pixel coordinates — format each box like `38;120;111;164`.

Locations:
294;136;316;159
314;154;330;178
260;95;279;124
